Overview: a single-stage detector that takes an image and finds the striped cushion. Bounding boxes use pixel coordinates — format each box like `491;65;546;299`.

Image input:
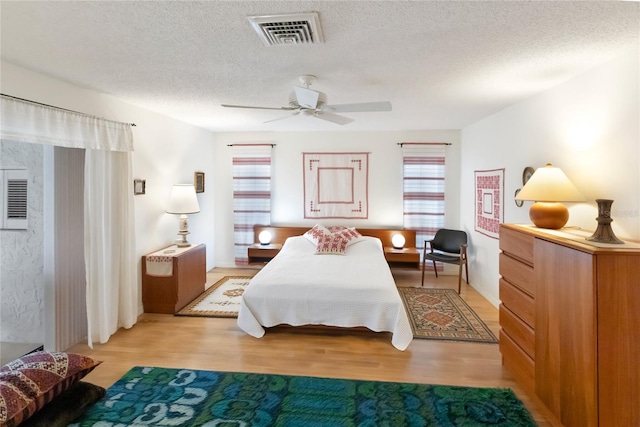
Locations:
0;352;101;427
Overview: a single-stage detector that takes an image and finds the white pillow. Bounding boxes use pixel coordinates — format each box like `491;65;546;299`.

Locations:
303;224;331;245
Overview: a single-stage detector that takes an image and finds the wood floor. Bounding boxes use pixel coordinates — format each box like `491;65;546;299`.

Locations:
67;267;558;426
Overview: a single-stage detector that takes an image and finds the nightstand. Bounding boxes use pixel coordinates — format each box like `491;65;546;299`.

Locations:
142;243;206;313
248;243;282;264
384;247;420;269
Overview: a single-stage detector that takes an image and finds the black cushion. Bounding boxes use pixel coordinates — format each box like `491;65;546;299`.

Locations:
20;381;106;427
425;252;461;264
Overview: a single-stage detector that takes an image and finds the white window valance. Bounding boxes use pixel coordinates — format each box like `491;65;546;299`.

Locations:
0;95;134;152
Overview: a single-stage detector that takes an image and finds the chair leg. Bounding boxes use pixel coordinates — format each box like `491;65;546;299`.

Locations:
432;260;438;278
464;260;469;284
457;262;463;294
421;258;426;287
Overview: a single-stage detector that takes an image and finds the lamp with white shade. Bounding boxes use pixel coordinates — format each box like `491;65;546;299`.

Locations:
166;184;200;247
391;233;406;249
258;230;272;245
515;163;585;229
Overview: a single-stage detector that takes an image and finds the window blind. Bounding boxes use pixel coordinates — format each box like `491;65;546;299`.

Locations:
232;145;272;265
402;144;446;267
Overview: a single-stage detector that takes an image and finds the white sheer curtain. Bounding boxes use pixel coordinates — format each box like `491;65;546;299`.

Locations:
1;95;137;347
84;149;137;347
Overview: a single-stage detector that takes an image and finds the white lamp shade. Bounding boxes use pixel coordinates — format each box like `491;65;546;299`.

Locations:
166;184;200;214
391;233;406;249
258;230;272;244
515;164;585;202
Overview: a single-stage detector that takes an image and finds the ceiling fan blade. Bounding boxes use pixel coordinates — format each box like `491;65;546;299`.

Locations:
323;101;392;113
314;112;354;125
264;112;300;123
221;104;295;111
294;86;320;109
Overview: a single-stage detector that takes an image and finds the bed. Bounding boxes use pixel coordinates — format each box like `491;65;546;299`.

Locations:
237;225;414;350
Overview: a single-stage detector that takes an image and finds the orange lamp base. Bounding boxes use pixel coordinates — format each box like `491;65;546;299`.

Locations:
529;202;569;229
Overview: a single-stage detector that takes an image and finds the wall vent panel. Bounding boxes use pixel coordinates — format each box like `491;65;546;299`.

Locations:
1;168;28;229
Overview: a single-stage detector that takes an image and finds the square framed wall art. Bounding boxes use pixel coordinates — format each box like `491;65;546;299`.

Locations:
303;152;369;219
474;168;504;239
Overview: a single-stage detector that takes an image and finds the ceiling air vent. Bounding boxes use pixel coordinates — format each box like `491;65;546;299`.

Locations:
248;12;324;46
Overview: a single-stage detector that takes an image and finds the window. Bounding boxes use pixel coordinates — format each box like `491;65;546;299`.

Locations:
402;144;446;262
232;145;272;265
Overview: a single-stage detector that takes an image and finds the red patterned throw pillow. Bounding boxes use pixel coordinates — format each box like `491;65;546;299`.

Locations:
303;224;331;245
0;351;102;427
315;233;349;255
333;227;363;246
305;225;364;253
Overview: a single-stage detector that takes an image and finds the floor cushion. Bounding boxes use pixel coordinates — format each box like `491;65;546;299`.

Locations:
0;351;101;427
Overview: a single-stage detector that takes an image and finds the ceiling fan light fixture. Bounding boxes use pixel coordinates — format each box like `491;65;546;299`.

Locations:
221;74;392;126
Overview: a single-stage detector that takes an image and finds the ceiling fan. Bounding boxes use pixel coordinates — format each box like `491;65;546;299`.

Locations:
221;75;392;125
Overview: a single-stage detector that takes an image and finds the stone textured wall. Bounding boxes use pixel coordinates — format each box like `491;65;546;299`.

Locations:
1;140;44;343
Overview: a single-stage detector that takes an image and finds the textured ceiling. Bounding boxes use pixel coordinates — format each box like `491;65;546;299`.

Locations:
1;1;638;132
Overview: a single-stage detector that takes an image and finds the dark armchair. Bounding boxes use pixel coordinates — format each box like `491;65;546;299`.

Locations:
421;229;469;293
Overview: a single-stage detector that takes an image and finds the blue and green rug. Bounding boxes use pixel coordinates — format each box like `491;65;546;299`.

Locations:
71;366;537;426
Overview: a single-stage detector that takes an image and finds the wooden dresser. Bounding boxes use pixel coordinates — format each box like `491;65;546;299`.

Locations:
499;224;640;426
142;243;206;314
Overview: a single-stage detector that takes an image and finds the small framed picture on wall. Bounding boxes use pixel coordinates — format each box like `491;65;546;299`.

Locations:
194;172;205;193
134;179;146;195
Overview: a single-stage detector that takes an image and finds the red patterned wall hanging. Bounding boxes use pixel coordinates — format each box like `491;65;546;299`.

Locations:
474;168;504;239
303;152;369;219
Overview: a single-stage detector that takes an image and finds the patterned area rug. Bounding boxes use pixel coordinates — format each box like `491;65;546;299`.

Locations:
71;366;536;426
399;287;498;343
175;276;251;318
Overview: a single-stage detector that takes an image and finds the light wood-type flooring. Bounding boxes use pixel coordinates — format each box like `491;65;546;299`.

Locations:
68;267;558;426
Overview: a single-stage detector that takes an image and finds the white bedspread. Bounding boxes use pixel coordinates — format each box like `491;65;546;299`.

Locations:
237;235;413;350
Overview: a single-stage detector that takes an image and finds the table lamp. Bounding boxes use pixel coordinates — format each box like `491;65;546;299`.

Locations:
515;163;585;229
166;184;200;247
258;230;272;245
391;233;406;249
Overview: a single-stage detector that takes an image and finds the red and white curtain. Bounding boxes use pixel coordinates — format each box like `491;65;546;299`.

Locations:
232;144;272;265
402;143;446;266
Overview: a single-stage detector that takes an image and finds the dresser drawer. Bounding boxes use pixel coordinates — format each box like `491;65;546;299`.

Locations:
499;278;534;328
499;226;534;265
500;330;535;393
499;304;535;359
499;253;535;297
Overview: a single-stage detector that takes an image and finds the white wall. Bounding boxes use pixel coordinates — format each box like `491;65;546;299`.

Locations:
213;130;461;267
0;61;217;322
460;47;640;306
0;141;44;343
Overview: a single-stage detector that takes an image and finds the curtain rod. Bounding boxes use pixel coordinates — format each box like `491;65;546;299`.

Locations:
1;93;136;127
397;142;451;146
227;143;276;147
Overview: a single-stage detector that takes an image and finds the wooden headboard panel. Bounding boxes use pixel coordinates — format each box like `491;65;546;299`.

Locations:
254;225;416;248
